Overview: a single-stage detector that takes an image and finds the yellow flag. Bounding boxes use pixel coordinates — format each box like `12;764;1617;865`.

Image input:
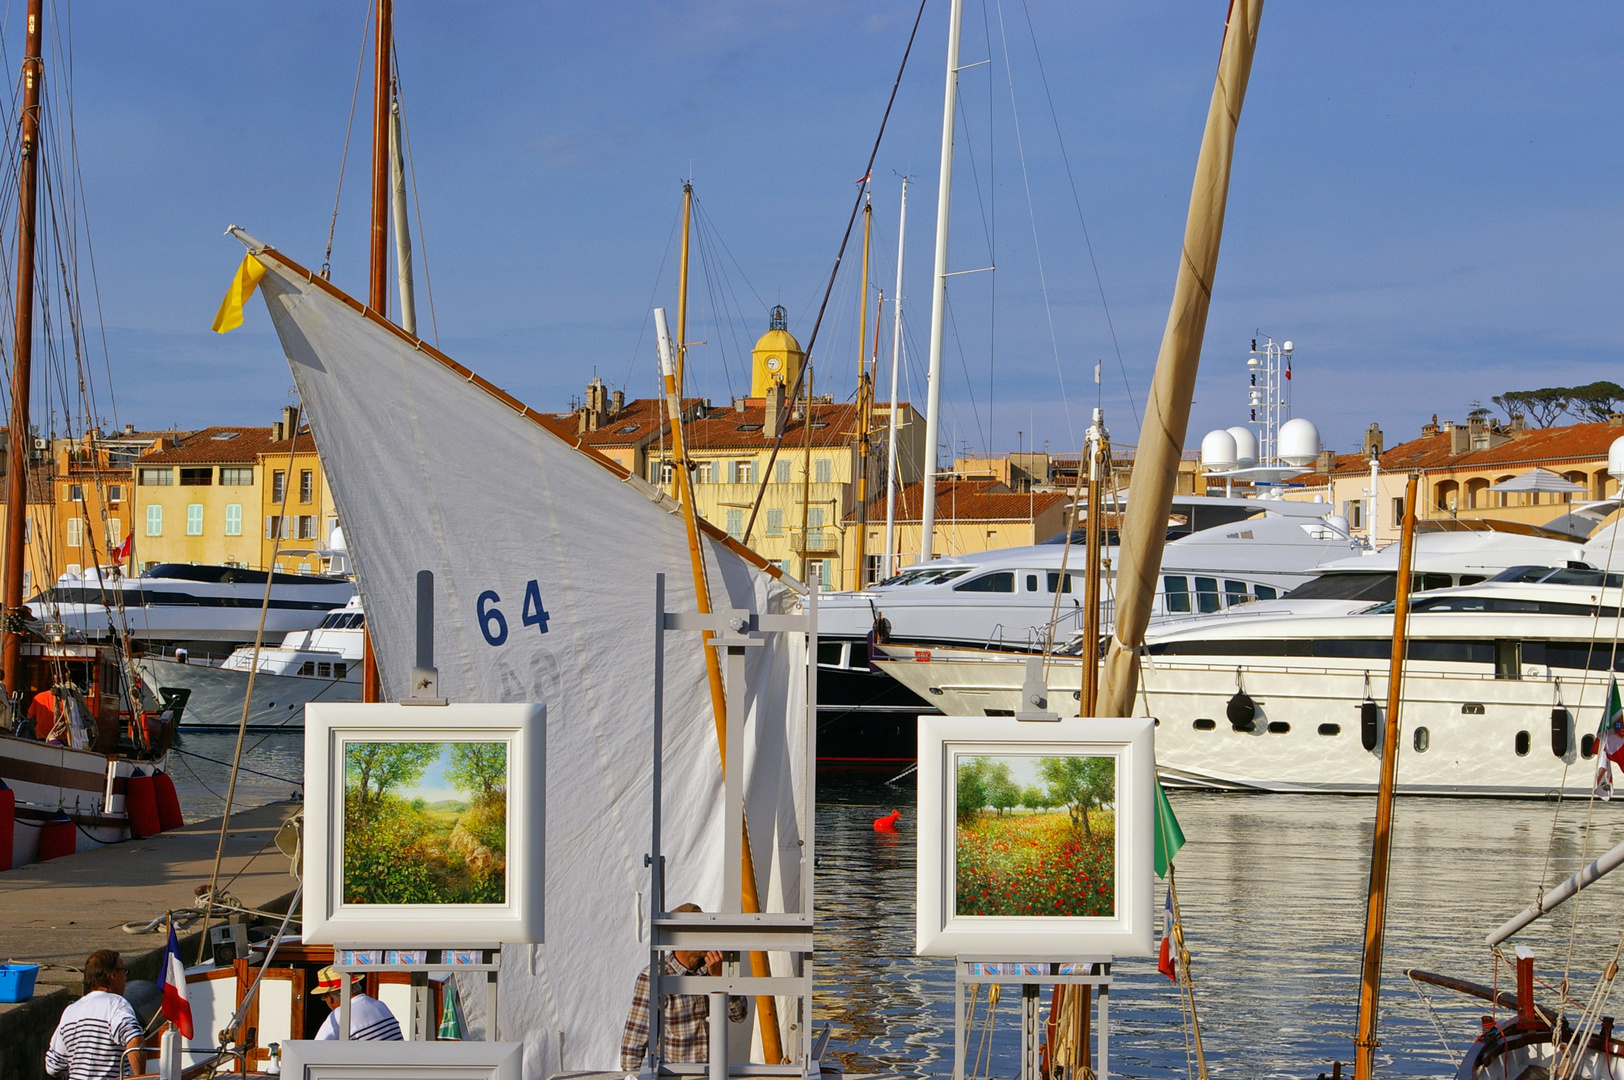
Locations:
211;253;268;333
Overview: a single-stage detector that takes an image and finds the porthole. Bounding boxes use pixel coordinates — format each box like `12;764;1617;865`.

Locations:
1193;718;1217;731
1318;723;1341;736
928;687;944;696
1582;733;1597;759
1514;730;1531;756
1267;721;1290;734
1072;691;1081;700
1462;703;1485;715
1413;726;1430;753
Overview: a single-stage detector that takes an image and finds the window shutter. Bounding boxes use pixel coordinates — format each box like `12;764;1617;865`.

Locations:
265;515;276;539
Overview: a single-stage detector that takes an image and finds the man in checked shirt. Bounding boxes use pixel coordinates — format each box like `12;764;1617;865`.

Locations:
619;904;748;1073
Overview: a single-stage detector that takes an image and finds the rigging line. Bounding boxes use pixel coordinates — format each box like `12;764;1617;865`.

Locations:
693;198;767;390
691;193;769;315
321;2;373;280
944;293;986;455
1017;0;1136;430
740;0;927;546
392;50;439;347
692;218;737;401
624;206;682;394
993;0;1073;448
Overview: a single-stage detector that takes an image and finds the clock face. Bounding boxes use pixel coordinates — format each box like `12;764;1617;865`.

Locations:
766;356;781;371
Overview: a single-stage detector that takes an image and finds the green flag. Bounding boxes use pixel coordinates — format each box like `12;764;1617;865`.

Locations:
437;978;464;1040
1153;779;1185;878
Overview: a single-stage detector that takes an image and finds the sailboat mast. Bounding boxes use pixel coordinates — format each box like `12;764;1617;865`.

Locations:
882;177;908;575
1352;471;1419;1080
388;79;416;336
852;196;872;590
361;0;392;704
1081;412;1106;715
2;0;43;685
918;0;963;563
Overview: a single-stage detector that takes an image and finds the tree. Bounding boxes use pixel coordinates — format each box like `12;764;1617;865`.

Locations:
446;743;507;801
987;761;1020;816
1040;756;1115;836
346;742;442;814
1020;785;1047;812
957;757;991;821
1568;381;1624;424
1494;387;1571;428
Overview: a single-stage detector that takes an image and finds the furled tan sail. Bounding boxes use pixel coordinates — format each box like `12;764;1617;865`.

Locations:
1097;0;1265;717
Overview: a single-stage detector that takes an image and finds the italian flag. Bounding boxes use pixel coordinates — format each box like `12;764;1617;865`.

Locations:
1595;677;1624;801
1158;890;1177;981
156;920;193;1039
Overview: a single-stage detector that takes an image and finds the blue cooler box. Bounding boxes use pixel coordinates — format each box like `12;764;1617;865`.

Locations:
0;963;40;1002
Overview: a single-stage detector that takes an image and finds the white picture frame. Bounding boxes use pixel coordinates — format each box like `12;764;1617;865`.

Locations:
280;1039;523;1079
916;715;1155;957
304;702;545;946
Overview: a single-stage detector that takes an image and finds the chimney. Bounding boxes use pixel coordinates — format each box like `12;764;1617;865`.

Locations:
1610;412;1624;428
282;405;299;439
735;397;746;414
272;421;283;441
1449;423;1470;456
1362;423;1384;458
612;389;625;414
764;382;785;438
123;423;134;436
1316;448;1336;474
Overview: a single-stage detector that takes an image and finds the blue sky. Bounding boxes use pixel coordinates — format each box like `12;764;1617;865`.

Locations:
25;1;1624;457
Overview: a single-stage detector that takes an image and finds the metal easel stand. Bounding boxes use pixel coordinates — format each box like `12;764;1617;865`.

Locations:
955;958;1113;1080
646;573;823;1080
332;948;502;1041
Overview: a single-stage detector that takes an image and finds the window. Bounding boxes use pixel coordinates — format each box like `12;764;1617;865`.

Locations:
1224;580;1249;606
224;504;242;536
300;469;314;503
726;508;743;538
1195;576;1220;613
106;519;121;546
1164;575;1191;613
766;508;784;537
334;663;348;679
954;571;1016;593
809;559;830;591
108;485;122;504
696;462;713;484
272;470;286;503
299;661;315;676
733;460;755;485
67;484;83;502
807;507;825;549
1046;572;1074;594
139;467;172;486
776;461;791;484
1026;574;1039;593
1344;499;1363;529
815;459;832;483
65;517;82;548
1253;584;1277;601
299;515;316;539
327;517;339;543
186;504;204;536
265;515;290;539
1392;497;1405;524
146;505;162;536
219;467;252;486
180;467;213;486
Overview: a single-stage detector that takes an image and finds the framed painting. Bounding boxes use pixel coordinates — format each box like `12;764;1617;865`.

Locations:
916;715;1155;957
304;702;544;946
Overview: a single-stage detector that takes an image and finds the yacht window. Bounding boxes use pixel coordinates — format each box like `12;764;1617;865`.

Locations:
923;568;971;585
1488;565;1558;584
346;614;364;628
318;663;332;678
1283;573;1397;603
1413;726;1430;752
816;642;844;666
1318;723;1341;736
1046;572;1074;594
1414;573;1453;592
334;663;347;679
319;614;342;628
1542;567;1624;588
848;643;870;668
955;572;1016;594
1514;730;1531;756
1458;575;1486;586
298;661;315;676
1495;640;1521;680
1194;577;1220;614
1522;641;1624;672
1026;574;1039;593
1253;585;1277;601
1164;576;1191;613
1224;580;1248;606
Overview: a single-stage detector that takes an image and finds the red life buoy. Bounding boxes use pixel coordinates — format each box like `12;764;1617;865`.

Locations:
152;772;183;832
0;782;14;871
126;771;160;839
39;815;75;861
873;809;901;832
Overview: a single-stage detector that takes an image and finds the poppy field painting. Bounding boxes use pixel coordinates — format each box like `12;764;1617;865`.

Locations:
954;753;1115;918
342;741;508;905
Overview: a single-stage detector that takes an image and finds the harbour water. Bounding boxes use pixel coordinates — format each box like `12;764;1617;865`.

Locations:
170;737;1624;1078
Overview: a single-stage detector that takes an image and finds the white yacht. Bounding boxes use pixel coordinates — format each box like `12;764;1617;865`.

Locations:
135;596;364;729
879;562;1624;797
29;562;355;657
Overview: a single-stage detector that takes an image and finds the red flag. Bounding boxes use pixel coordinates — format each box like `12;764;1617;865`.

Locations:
1157;891;1177;981
112;532;132;562
1285;357;1292;381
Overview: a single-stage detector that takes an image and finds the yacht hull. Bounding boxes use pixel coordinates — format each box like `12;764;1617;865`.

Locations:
0;733;142;865
136;656;360;729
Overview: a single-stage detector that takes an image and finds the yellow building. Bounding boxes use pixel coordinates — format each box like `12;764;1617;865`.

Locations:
750;304;805;398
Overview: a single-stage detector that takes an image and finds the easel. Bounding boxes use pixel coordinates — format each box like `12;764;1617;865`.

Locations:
331;948;501;1041
646;572;822;1080
954;959;1113;1080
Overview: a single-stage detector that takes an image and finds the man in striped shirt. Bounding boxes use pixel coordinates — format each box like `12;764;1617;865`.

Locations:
313;965;403;1041
45;950;144;1080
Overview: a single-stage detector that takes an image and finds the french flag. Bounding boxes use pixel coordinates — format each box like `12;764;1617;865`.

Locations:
1157;891;1177;982
156;922;193;1039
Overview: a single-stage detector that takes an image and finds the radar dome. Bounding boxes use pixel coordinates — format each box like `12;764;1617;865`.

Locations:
1610;434;1624;482
1200;429;1238;472
1278;418;1322;467
1226;426;1258;468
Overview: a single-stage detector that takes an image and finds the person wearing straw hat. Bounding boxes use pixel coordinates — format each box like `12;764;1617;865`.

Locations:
312;965;402;1041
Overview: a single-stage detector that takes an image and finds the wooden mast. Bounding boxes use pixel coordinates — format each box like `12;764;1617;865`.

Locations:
659;183;786;1063
1096;0;1264;717
1353;472;1420;1080
361;0;392;704
1080;415;1107;715
2;0;43;686
851;196;873;590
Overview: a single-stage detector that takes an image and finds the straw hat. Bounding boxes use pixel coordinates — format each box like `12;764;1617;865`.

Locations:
313;965;358;996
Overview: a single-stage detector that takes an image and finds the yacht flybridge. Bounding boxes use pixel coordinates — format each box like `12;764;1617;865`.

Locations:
880;564;1624;796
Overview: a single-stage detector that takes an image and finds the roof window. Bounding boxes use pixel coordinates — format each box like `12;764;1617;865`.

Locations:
211;431;240;440
616;425;640;434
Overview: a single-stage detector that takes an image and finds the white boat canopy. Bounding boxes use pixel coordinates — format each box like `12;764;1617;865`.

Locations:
1489;468;1589;494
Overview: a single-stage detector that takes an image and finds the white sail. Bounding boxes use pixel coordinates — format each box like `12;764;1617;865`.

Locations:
235;231;808;1073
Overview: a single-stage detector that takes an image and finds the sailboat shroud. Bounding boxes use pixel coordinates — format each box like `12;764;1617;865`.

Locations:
235;232;809;1072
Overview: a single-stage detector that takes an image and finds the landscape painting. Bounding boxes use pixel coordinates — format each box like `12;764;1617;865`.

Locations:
954;753;1115;918
342;740;508;905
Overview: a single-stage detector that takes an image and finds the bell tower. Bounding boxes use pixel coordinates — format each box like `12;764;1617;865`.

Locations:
751;305;805;399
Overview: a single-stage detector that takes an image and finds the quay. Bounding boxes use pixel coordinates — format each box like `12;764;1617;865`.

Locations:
0;800;300;1080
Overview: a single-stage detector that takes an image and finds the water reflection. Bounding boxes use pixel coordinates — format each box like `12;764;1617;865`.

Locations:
816;776;1624;1079
169;731;304;820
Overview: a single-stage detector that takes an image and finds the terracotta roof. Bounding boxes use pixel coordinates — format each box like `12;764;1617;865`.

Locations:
683;402;861;451
1309;420;1624;479
854;478;1068;523
260;432;319;457
139;426;281;465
